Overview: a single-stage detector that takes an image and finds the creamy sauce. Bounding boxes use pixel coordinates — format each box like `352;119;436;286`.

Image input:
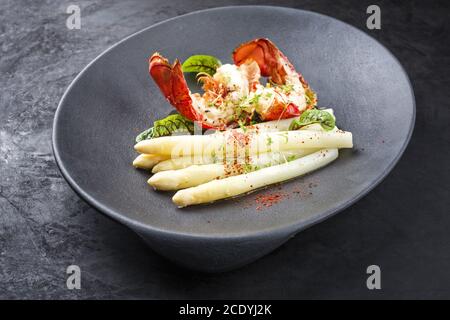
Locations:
283;73;307;110
213;64;249;99
190;62;306;125
191;95;235;126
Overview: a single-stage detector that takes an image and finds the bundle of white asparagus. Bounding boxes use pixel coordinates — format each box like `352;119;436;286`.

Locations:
132;109;353;207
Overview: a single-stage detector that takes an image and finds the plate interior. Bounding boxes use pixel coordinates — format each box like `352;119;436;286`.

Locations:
54;7;414;237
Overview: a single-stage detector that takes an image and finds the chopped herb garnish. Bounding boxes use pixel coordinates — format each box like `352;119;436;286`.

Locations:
280;84;294;94
238;120;248;133
305;87;317;107
243;163;254;173
287;155;297;162
211;149;218;163
249;94;261;105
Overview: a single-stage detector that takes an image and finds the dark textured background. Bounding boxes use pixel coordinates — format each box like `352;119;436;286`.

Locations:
0;0;449;299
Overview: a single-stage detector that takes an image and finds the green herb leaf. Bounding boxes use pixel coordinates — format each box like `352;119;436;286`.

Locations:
135;114;194;142
289;109;335;131
181;55;222;76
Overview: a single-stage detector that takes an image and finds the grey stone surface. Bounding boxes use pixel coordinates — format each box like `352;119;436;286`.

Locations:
0;0;449;299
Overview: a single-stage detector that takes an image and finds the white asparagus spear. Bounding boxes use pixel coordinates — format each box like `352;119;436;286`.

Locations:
134;130;352;157
148;164;224;191
133;109;335;170
172;148;338;207
136;123;335;172
148;148;318;190
152;148;317;173
132;154;169;170
152;155;218;173
151;122;334;173
135;134;222;156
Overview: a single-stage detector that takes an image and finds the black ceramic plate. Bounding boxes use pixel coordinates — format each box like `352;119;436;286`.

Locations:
53;6;414;271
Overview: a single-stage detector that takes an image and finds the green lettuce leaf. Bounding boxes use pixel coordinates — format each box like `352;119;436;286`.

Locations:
289;109;335;131
135;114;194;142
181;55;222;76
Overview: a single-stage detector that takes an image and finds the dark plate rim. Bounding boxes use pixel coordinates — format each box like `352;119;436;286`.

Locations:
52;5;416;240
